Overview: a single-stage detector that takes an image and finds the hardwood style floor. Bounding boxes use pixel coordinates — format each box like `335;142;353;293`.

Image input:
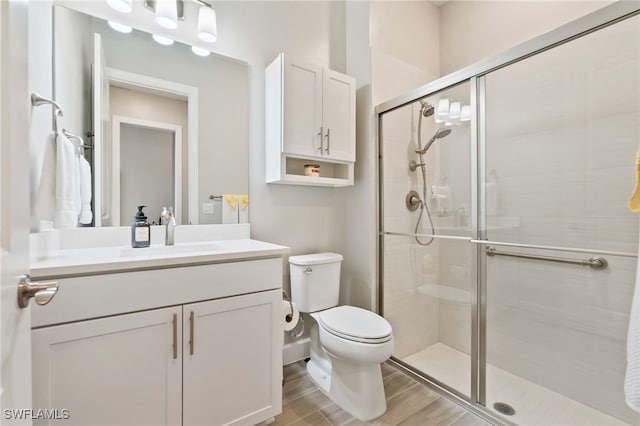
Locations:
274;361;493;426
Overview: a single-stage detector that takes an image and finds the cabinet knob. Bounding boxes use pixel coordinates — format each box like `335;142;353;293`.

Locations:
17;274;59;308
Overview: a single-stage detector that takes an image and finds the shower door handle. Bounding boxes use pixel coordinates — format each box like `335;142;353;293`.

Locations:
324;128;331;155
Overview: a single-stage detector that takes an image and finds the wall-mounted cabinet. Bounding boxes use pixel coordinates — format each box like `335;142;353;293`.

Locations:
265;53;356;187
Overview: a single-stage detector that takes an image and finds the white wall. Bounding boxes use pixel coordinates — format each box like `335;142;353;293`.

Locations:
53;6;92;155
201;1;351;288
29;0;56;231
439;0;614;75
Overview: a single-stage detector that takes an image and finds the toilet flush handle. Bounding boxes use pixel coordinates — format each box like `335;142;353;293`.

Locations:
304;267;313;274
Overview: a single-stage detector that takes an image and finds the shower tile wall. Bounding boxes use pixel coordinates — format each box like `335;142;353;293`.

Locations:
481;16;639;424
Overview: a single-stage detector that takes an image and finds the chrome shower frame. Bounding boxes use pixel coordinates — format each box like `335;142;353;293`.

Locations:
375;2;640;424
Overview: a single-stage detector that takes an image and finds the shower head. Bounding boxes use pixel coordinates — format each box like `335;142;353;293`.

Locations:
419;100;434;117
415;128;452;155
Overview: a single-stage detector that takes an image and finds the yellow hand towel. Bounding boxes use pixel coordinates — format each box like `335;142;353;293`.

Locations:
629;149;640;212
223;194;238;210
238;195;249;210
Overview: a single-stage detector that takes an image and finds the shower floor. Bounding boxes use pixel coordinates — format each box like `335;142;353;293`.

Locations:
402;343;630;426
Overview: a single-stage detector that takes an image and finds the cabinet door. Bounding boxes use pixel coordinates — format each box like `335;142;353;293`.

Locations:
183;290;282;426
32;307;182;426
322;68;355;162
283;58;323;158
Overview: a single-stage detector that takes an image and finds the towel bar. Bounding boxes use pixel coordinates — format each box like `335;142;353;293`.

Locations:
31;93;63;133
485;246;608;270
62;129;94;150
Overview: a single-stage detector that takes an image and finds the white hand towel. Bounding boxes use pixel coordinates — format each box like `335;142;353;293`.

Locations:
625;216;640;413
78;156;93;225
222;194;238;224
54;133;80;229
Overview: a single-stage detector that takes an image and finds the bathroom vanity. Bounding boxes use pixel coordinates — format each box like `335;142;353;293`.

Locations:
29;229;288;426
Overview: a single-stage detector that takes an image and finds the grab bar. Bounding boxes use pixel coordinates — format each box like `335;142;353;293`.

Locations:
485;246;608;270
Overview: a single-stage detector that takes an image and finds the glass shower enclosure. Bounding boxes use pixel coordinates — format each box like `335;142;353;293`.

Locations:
377;3;640;425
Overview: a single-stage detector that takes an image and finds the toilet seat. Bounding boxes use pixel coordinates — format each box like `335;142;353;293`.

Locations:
317;306;392;344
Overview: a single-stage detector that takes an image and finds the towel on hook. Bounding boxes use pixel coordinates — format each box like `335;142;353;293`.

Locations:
238;194;249;224
78;156;93;225
222;194;238;224
54;132;80;229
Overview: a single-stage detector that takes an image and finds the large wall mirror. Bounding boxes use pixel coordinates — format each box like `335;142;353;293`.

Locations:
53;5;249;226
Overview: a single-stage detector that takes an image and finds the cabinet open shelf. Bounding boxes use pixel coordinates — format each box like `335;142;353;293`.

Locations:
268;155;354;187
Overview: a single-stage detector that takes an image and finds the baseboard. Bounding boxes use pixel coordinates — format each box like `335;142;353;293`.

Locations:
283;337;310;365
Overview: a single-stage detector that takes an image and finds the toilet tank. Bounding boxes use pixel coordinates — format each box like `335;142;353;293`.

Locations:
289;252;343;313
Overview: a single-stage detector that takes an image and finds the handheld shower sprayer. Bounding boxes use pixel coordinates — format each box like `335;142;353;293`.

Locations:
415;128;452;155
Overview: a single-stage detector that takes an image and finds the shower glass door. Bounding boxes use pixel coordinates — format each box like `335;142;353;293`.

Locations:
380;81;473;399
482;14;640;425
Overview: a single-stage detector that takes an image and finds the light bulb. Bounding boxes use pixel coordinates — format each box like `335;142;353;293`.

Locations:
197;6;217;43
152;34;174;46
460;105;471;122
449;101;461;120
108;21;132;34
106;0;132;13
191;46;211;57
155;0;178;30
436;98;450;119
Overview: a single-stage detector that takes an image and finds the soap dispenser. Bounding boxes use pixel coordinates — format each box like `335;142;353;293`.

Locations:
131;205;151;248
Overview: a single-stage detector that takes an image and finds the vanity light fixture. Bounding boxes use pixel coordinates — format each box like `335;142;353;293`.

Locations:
197;4;217;43
191;46;211;57
106;0;132;13
152;34;175;45
106;0;218;55
108;21;133;33
433;98;470;125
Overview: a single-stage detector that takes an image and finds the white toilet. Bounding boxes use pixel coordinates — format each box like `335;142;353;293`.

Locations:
289;252;394;421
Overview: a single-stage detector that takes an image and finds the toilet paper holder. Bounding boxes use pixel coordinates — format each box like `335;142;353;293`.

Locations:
282;290;304;338
282;290;294;322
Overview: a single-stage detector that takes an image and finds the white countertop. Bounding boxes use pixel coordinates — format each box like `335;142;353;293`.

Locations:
31;239;290;278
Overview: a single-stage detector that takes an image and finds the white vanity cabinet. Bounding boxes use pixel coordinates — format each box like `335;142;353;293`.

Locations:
30;253;285;426
32;307;183;426
265;53;356;187
183;291;281;426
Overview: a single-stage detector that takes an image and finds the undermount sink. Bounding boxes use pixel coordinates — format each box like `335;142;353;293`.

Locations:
120;242;220;258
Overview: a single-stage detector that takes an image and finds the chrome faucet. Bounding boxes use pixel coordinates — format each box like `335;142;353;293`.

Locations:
163;207;176;246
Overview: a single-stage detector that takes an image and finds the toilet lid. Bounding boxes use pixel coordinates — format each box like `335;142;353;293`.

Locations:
318;306;392;344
